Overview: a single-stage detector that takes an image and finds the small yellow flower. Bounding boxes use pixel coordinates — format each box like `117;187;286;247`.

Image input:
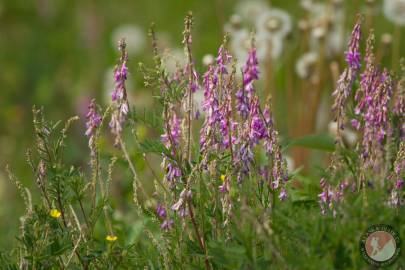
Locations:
50;209;61;218
106;235;118;242
220;175;226;182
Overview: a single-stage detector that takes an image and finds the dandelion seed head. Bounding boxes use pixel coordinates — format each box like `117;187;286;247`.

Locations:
235;0;269;23
255;8;292;39
383;0;405;26
295;52;318;79
229;14;243;29
202;54;215;66
111;24;145;55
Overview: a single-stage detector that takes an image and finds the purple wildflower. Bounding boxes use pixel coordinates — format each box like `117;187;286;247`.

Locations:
161;112;181;151
345;16;362;70
279;188;288;201
236;47;259;119
156;203;174;231
200;65;220;152
165;162;182;184
160;219;174;231
183;13;199;94
263;104;288;195
396;179;404;189
236;46;259;118
110;39;130;146
171;189;191;217
318;178;333;215
156;203;167;219
161;111;182;186
332;16;362;132
200;45;235;153
249;97;267;145
234;45;262;182
355;30;376;117
361;69;393;169
350;119;361;130
85;99;102;156
85;99;102;138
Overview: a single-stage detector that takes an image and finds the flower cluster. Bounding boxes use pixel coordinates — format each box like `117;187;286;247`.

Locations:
235;45;287;197
236;43;259;118
200;44;235;154
318;178;350;215
110;39;130;146
85;99;102;157
156;203;174;231
321;17;404;214
351;30;394;170
389;142;405;206
161;111;182;186
332;15;362;132
263;104;288;197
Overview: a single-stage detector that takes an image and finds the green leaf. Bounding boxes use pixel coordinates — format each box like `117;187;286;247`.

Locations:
284;134;335;152
139;139;171;157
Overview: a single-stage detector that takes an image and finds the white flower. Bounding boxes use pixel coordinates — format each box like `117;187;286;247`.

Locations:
230;28;283;69
300;0;314;11
193;89;205;114
230;29;272;72
111;24;146;55
295;52;318;79
257;32;284;60
343;129;358;147
202;54;214;66
307;2;345;57
229;14;243;29
383;0;405;26
255;8;292;39
162;48;186;74
235;0;269;23
326;25;345;57
328;121;339;137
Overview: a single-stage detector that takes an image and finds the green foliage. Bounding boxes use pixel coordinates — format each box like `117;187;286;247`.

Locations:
284;134;336;152
2;8;405;269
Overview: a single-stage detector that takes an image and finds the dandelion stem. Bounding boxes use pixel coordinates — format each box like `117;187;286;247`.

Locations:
392;25;401;71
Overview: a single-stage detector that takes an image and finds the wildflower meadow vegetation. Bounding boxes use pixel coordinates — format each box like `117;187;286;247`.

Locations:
1;1;405;269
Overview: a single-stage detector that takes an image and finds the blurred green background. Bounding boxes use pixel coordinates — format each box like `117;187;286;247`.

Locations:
0;0;403;251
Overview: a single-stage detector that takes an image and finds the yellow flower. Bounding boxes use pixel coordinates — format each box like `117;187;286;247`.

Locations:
50;209;61;218
220;175;226;182
106;235;118;242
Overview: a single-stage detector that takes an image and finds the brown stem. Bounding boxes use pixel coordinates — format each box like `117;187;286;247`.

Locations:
187;200;211;270
78;199;90;229
56;183;88;269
